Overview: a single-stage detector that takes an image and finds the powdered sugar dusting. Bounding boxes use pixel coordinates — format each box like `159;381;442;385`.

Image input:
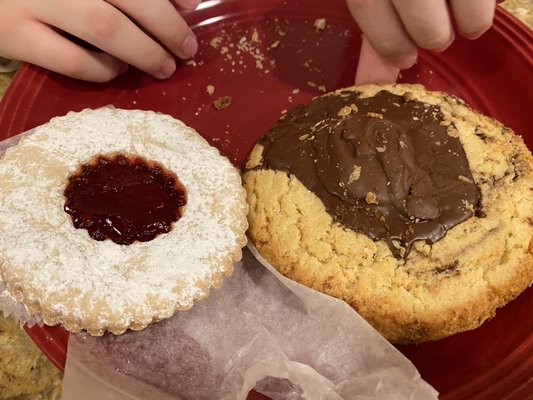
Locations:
0;108;248;334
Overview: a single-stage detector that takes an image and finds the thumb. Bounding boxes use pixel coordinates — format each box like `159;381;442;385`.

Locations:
355;36;402;85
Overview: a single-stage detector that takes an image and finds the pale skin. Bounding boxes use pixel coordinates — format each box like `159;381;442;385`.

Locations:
348;0;497;84
0;0;496;84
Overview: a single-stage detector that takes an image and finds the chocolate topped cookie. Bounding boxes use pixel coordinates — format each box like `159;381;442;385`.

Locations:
244;84;533;343
254;89;482;259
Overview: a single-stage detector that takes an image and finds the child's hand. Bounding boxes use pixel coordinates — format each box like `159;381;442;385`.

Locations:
0;0;200;82
347;0;497;84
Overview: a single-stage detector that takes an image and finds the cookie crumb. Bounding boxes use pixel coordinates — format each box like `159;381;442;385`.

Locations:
269;40;280;49
348;166;361;183
366;112;384;119
307;81;317;88
251;29;260;43
458;175;473;184
338;106;352;117
461;199;474;212
314;18;326;31
210;37;222;48
206;85;215;96
365;192;378;205
446;125;460;138
299;134;310;141
213;96;232;110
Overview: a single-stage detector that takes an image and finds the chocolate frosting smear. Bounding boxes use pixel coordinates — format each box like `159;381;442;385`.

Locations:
255;90;482;258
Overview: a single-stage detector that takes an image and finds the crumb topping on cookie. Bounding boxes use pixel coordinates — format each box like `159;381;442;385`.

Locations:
253;90;481;258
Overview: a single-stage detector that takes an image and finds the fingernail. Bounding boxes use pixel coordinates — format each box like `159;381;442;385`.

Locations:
156;57;176;79
434;33;456;52
391;53;417;70
179;34;198;59
461;30;486;40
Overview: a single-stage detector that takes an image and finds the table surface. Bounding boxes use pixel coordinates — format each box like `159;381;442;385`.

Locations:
0;2;531;399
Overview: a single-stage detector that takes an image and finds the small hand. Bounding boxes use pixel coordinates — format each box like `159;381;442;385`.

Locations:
0;0;200;82
347;0;497;85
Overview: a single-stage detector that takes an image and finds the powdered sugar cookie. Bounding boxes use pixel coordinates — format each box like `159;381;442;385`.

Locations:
0;108;248;335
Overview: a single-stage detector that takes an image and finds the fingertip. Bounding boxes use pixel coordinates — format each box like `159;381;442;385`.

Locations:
367;37;417;70
91;56;129;82
93;61;129;83
458;27;489;40
355;65;400;85
355;37;401;85
450;0;495;42
389;52;417;70
175;34;198;60
154;57;177;80
432;32;456;52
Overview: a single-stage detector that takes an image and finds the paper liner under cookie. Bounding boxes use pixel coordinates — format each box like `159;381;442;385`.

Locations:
60;245;438;400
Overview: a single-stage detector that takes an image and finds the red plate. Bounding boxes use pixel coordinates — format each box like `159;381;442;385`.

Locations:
0;1;532;399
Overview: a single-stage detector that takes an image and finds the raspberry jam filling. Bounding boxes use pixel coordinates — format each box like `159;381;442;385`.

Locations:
64;153;187;245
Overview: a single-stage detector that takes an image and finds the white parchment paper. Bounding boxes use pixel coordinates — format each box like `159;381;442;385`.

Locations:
60;246;437;400
0;127;438;400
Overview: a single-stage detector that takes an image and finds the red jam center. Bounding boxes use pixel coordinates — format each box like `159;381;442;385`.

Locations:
64;154;187;245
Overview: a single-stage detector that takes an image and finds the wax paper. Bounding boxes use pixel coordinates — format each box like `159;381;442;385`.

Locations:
0;126;437;400
60;246;437;400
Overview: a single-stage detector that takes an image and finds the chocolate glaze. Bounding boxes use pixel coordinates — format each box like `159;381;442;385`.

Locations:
64;154;187;245
253;90;481;258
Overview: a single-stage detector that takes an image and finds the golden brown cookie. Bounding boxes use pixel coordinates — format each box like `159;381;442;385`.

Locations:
243;84;533;344
0;108;248;335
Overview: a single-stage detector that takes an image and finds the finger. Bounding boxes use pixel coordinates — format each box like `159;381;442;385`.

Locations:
391;0;454;51
5;21;127;82
450;0;496;39
346;0;417;69
107;0;198;59
172;0;202;11
35;0;176;79
355;36;400;85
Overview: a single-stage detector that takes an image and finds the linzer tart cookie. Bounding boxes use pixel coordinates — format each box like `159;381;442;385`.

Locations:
243;84;533;344
0;108;248;335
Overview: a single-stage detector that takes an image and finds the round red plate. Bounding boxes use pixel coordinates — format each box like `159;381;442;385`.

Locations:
0;1;531;399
